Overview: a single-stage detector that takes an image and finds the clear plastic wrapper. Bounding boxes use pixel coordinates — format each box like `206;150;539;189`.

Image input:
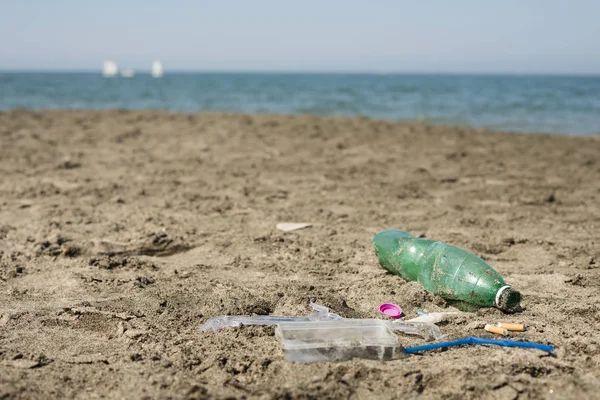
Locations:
388;320;444;341
201;303;443;340
200;303;342;332
405;312;459;324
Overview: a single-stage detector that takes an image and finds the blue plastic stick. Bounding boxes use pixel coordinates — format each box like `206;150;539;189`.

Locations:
404;336;554;354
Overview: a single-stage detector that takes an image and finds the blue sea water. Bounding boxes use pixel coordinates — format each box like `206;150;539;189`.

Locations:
1;72;599;135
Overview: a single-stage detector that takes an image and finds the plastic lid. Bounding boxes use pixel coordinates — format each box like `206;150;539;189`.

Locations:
379;303;403;319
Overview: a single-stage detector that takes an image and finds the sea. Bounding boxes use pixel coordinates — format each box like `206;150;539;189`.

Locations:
1;72;599;135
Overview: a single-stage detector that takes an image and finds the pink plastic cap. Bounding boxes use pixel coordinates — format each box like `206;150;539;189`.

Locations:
379;303;403;319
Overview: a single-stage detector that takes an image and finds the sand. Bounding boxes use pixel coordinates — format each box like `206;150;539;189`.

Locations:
0;110;599;399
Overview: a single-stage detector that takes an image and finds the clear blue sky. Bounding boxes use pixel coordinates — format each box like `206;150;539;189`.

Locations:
1;0;599;74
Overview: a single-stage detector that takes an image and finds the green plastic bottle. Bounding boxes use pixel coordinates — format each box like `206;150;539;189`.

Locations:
373;229;520;313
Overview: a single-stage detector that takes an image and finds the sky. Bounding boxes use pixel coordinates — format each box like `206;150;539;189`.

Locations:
1;0;599;74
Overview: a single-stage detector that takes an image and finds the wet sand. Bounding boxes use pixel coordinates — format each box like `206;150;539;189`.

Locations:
1;110;599;399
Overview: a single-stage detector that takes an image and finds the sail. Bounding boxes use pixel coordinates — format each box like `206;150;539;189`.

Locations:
102;61;118;77
151;61;163;78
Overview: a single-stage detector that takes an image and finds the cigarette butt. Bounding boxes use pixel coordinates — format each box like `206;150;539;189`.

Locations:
495;322;525;331
485;324;508;336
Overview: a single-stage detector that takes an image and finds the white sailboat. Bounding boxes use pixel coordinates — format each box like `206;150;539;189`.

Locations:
102;60;118;77
151;60;163;78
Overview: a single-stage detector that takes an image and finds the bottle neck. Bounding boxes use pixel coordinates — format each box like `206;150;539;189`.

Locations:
495;286;521;312
495;285;512;306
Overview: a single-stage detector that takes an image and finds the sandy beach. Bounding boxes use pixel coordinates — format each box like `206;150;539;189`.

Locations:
1;110;599;399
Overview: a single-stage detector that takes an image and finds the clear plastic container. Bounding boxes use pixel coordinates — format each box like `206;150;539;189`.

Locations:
276;319;406;362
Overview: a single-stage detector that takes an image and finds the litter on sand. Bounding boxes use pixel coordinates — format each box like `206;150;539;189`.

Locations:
404;336;554;354
199;224;554;363
201;303;443;340
276;319;406;362
201;303;554;363
405;311;459;324
276;222;312;232
201;303;341;331
379;303;403;319
495;322;526;331
373;229;521;313
485;324;509;336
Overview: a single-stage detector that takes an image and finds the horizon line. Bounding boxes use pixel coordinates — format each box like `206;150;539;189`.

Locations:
1;68;599;77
